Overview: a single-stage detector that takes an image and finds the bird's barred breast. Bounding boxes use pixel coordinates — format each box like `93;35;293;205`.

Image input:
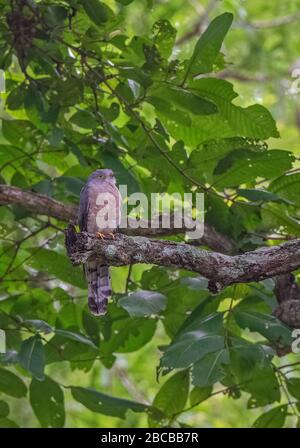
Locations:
86;181;121;234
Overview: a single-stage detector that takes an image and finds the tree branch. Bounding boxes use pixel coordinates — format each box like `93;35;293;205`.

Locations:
0;184;77;222
65;225;300;292
243;10;300;29
273;274;300;328
0;184;236;254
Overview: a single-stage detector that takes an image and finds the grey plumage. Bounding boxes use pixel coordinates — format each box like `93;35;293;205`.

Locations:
78;169;121;316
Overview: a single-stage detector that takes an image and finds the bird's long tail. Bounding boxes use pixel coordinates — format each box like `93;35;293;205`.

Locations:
84;261;111;315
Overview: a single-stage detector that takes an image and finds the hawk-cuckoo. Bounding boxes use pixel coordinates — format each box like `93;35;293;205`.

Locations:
78;169;121;315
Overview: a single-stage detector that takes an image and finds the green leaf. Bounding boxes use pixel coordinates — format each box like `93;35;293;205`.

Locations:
28;249;85;289
70;110;98;129
189;386;212;407
213;150;292;187
253;405;287;428
229;338;266;382
6;83;27;110
261;203;300;235
99;305;157;365
152;20;176;59
242;364;281;407
81;0;110;26
71;387;148;418
82;311;101;347
191;348;229;387
286;378;300;400
30;377;65;428
161;313;224;369
119;290;167;316
45;334;97;365
148;370;190;427
54;78;84;106
0;400;9;418
23;320;53;334
185;13;233;79
0;418;19;428
234;310;293;346
237;188;290;204
55;329;97;350
269;173;300;205
190;78;279;140
18;336;45;380
1;120;40;148
149;85;217;116
0;368;27;398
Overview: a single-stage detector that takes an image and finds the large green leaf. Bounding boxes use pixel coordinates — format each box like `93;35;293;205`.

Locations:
253;405;287;428
261;203;300;235
157;109;235;147
234;310;293;346
191;348;229;387
161;313;224;369
185;13;233;78
148;370;190;427
152;20;176;59
269;173;300;205
190;78;279;139
23;319;53;334
286;378;300;400
229;338;266;382
1;120;40;148
213;150;293;188
18;336;45;380
54;329;97;350
149;84;217;116
99;305;157;365
28;249;85;289
70;110;98;129
189;386;213;407
45;334;97;365
0;368;27;398
81;0;110;26
237;188;290;205
242;364;281;407
30;377;65;428
71;387;148;418
118;290;167;317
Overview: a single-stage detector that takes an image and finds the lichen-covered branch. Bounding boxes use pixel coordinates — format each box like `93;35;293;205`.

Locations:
0;184;235;253
0;184;77;222
273;274;300;328
65;225;300;292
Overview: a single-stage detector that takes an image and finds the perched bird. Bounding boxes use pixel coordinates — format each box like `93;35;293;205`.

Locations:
78;169;121;315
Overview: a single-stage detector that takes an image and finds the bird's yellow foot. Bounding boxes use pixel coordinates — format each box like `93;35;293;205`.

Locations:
96;232;115;239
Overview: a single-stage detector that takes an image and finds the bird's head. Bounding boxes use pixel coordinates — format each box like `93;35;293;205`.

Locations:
89;169;116;184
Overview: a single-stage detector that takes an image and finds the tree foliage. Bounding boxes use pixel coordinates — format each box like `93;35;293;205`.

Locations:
0;0;300;428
